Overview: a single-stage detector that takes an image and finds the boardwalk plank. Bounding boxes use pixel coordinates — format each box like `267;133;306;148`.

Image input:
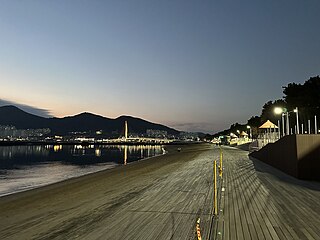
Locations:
211;146;320;240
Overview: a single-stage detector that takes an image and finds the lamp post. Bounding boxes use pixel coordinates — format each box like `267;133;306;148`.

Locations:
274;107;285;137
281;113;285;136
274;107;299;136
286;111;290;135
294;107;299;134
247;125;252;139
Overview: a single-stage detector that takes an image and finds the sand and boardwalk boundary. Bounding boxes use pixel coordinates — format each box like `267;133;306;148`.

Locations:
0;143;215;239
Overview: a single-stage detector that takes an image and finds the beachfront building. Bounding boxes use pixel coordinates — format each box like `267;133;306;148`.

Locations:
0;125;51;140
146;129;168;138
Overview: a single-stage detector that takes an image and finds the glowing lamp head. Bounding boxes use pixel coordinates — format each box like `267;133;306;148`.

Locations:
274;107;283;115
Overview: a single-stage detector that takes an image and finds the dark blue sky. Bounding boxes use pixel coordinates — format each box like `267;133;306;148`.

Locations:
1;0;319;133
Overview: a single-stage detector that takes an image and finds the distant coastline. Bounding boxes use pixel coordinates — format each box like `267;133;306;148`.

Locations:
0;140;199;146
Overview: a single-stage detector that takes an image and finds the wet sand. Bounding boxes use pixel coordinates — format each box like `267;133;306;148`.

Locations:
0;143;216;240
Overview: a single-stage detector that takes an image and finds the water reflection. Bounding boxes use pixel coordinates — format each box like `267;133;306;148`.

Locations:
53;145;63;152
95;149;101;157
0;144;164;170
124;146;127;165
0;144;165;196
0;145;50;159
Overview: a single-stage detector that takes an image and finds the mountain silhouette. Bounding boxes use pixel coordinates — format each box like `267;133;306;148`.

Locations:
0;105;180;136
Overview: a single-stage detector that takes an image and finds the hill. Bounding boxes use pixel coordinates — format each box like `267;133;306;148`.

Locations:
0;106;180;136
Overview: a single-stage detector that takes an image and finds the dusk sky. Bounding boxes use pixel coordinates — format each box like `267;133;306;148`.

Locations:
1;0;319;133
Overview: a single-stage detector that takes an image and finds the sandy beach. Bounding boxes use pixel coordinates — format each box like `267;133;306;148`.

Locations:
0;143;216;240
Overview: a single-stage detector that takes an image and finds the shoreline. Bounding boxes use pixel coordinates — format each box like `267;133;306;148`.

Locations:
0;143;214;239
0;145;171;199
0;162;118;198
0;144;197;202
0;140;201;146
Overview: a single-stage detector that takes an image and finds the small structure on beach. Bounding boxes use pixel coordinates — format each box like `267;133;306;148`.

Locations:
240;131;248;138
258;120;279;144
259;120;278;129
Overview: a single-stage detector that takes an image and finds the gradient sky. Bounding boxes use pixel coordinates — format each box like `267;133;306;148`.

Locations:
1;0;319;133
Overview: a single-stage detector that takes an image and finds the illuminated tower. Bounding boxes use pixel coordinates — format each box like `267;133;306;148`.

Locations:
124;121;128;139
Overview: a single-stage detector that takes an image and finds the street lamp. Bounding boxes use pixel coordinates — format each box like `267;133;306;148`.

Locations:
274;107;283;115
247;125;252;139
274;107;286;136
293;107;299;134
274;107;299;136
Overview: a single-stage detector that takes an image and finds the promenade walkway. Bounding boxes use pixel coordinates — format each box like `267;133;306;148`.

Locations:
212;146;320;240
1;144;319;239
0;144;217;240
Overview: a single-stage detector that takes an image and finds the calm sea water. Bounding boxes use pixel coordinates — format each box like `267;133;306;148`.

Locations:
0;144;165;197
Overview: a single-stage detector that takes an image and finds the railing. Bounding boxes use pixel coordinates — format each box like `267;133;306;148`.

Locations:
249;133;279;151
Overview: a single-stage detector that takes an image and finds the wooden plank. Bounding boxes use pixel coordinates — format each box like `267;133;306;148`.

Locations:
233;164;253;240
256;173;320;239
208;146;320;240
223;170;230;240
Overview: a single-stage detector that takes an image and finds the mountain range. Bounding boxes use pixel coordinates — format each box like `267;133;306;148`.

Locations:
0;105;180;136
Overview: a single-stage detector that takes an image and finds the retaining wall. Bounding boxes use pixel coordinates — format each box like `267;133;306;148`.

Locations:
249;135;320;180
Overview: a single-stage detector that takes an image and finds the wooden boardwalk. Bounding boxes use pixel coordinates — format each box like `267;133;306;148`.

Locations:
1;144;319;239
212;146;320;240
0;144;217;240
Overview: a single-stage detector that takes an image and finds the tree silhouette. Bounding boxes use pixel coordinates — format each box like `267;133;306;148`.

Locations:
213;75;319;137
283;76;320;131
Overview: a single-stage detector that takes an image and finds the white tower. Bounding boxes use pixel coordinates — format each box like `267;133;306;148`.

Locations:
124;121;128;139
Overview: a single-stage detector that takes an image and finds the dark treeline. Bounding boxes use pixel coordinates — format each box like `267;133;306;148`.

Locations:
211;75;320;138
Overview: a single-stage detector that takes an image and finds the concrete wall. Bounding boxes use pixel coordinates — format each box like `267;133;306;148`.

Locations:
250;135;320;180
296;135;320;179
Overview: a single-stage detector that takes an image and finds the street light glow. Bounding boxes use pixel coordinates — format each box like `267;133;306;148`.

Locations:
274;107;283;115
274;106;299;135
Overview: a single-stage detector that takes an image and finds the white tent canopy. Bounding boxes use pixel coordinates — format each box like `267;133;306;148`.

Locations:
240;131;248;136
259;120;278;129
